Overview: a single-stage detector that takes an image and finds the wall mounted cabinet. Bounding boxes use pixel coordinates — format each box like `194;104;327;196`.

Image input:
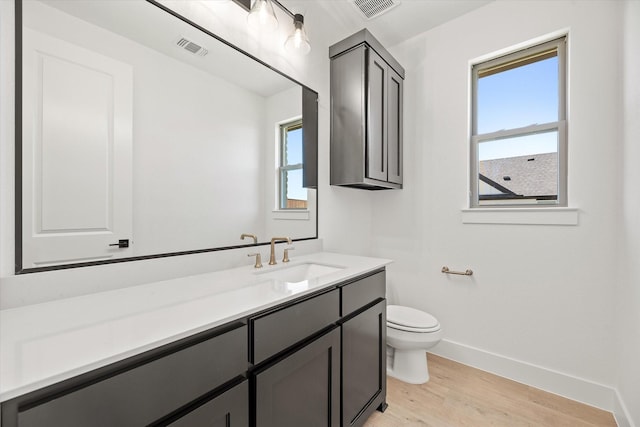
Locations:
330;29;405;190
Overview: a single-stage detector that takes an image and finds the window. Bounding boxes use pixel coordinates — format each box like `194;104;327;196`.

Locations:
470;37;567;207
279;119;307;209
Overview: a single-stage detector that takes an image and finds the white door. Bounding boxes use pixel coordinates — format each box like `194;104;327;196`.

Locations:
22;28;133;268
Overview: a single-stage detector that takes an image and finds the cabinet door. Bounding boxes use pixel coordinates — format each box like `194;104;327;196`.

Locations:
342;300;386;427
366;48;388;182
168;380;248;427
387;69;403;185
255;327;341;427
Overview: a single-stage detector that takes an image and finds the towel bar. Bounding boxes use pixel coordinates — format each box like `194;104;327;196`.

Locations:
441;266;473;276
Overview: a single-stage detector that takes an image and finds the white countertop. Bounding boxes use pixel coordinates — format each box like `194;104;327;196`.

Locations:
0;252;391;402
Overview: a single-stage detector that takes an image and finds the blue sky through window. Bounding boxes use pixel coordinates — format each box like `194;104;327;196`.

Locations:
285;126;306;201
477;56;558;161
286;127;303;165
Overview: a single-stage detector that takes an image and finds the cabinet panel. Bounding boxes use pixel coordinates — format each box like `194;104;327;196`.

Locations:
341;270;385;316
16;324;247;427
302;87;319;189
168;380;248;427
387;69;403;185
255;327;341;427
342;300;386;427
251;289;339;364
330;45;367;187
366;49;388;182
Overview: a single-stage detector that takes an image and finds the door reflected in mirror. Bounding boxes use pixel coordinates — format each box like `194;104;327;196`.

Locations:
17;0;317;272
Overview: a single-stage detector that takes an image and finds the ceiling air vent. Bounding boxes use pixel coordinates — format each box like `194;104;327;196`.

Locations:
351;0;401;20
176;37;208;57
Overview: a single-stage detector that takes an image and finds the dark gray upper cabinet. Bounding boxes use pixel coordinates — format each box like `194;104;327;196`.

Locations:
330;29;405;190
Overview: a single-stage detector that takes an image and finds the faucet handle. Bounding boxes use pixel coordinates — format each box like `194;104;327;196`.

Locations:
248;253;263;268
282;246;295;263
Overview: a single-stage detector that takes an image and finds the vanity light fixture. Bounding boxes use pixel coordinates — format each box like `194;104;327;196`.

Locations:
247;0;278;31
234;0;311;55
284;13;311;55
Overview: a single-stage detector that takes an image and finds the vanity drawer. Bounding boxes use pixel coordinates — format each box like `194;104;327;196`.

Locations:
250;289;340;364
16;323;248;427
340;270;385;316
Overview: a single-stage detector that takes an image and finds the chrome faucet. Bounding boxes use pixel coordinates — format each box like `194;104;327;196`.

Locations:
269;237;291;265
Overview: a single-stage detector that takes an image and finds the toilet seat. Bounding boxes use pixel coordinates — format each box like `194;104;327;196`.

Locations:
387;305;440;333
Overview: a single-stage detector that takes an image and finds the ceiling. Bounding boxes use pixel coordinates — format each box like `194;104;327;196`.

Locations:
282;0;493;49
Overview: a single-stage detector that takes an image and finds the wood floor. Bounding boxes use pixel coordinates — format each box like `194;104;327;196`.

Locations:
364;353;616;427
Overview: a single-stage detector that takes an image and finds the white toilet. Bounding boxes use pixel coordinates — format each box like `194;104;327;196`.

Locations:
386;305;442;384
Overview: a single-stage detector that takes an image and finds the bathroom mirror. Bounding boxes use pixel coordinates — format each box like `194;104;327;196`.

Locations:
16;0;318;273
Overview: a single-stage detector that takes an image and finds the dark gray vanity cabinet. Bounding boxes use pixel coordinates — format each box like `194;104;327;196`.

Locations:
1;269;388;427
330;29;405;190
1;323;249;427
339;271;387;427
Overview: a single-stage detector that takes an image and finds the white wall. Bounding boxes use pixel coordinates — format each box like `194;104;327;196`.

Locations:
132;51;266;255
368;0;625;413
615;1;640;425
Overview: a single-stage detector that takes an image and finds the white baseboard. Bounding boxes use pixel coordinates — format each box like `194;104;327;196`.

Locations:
613;388;635;427
430;339;615;413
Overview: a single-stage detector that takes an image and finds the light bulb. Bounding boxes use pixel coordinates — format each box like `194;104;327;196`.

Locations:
284;14;311;56
247;0;278;31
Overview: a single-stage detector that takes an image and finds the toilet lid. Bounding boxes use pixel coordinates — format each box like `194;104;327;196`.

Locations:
387;305;440;330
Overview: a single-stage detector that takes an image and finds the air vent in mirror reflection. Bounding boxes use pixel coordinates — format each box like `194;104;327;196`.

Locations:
176;37;208;57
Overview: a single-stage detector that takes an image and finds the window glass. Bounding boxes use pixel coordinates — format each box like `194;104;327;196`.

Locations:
285;126;303;165
279;119;307;209
471;37;566;207
478;131;558;204
477;55;558;134
283;169;306;208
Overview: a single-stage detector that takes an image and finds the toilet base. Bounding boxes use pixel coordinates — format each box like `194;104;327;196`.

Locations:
386;346;430;384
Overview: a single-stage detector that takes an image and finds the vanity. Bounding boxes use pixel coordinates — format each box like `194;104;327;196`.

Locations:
0;253;391;427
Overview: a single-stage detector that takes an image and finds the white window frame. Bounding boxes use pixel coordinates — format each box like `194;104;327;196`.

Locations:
470;37;567;208
278;118;305;210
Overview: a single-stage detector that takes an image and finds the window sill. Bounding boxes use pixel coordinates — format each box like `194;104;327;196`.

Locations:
272;210;310;221
461;207;578;225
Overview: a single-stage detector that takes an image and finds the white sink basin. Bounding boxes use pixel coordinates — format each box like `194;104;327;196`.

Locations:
256;263;343;283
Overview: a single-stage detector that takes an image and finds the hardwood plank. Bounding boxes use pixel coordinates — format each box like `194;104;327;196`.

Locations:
365;353;616;427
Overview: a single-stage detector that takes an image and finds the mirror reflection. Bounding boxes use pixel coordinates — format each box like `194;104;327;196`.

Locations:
18;0;317;271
